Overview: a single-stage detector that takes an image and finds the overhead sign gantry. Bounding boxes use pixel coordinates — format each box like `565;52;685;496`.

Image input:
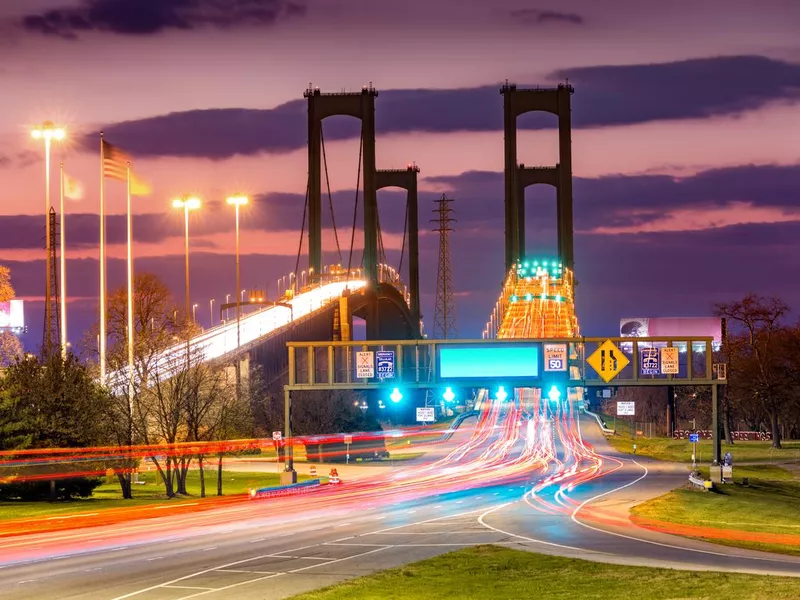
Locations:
279;336;727;483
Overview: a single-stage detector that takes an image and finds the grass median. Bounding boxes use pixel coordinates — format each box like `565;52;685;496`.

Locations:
600;417;800;464
0;470;311;522
631;465;800;556
289;545;800;599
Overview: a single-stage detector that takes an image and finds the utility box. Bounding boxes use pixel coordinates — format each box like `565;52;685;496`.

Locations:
709;465;723;483
722;465;733;481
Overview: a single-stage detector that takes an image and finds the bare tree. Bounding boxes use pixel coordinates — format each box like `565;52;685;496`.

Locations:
714;294;790;448
0;331;23;367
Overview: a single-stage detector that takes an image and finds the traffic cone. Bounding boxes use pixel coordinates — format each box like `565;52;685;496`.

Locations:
329;468;340;484
310;465;317;477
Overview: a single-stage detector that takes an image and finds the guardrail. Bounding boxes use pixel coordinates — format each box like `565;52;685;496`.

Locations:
584;407;615;434
688;472;713;492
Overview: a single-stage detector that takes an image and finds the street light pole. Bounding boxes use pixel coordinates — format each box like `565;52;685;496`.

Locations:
226;196;248;350
192;303;198;322
31;122;65;358
172;196;201;332
210;298;214;327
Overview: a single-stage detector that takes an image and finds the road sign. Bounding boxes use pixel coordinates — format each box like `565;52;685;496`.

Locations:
660;347;679;374
344;434;353;445
617;401;635;416
689;433;700;443
543;343;568;372
587;340;629;383
356;351;374;378
640;347;660;375
416;407;435;422
376;350;395;379
714;363;727;381
272;431;282;441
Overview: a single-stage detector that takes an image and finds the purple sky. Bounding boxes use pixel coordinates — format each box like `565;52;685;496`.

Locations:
1;0;799;350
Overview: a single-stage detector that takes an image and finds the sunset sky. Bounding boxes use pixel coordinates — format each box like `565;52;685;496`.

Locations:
1;0;799;349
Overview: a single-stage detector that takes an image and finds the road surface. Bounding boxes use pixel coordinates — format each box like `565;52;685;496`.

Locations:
1;400;798;599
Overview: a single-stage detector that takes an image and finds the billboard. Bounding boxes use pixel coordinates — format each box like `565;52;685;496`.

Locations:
438;344;540;380
620;317;721;350
0;300;24;332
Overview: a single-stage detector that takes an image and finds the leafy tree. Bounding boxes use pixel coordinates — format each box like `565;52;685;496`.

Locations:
0;353;114;500
0;265;15;303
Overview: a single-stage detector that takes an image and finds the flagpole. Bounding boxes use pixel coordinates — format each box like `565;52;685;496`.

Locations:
126;162;135;423
99;133;107;382
59;161;67;359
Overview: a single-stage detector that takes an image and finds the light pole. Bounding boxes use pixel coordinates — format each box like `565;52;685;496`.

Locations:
172;196;201;331
192;303;198;322
31;121;65;358
209;298;215;327
226;195;248;351
225;293;230;321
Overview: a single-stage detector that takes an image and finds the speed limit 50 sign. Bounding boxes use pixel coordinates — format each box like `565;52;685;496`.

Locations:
544;343;568;372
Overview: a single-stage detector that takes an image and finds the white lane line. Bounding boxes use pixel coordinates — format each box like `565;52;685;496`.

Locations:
248;538;266;543
268;555;331;561
113;506;491;600
44;513;99;521
153;503;199;510
164;585;216;591
477;502;595;553
174;547;391;600
570;457;800;564
84;567;102;572
334;523;351;528
146;557;163;562
202;547;217;552
17;579;37;584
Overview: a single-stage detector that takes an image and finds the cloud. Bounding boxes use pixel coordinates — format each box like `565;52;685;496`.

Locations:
88;55;800;159
424;163;800;233
510;9;584;26
21;0;305;39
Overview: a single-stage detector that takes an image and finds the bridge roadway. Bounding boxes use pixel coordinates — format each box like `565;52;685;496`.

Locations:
1;408;799;599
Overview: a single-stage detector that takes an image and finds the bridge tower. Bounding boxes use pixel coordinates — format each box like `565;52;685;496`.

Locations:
501;82;574;272
306;84;379;287
375;164;421;331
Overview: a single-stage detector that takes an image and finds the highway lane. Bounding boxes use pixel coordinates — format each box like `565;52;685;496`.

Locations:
481;405;800;577
2;401;799;599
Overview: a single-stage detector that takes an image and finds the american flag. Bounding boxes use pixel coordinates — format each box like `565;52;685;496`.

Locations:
102;139;128;181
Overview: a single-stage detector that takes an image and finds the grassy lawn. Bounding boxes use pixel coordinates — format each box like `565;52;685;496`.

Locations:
0;470;308;522
289;545;800;599
631;465;800;556
600;418;800;465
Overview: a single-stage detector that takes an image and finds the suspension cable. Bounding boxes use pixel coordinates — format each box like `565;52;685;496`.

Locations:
398;196;409;274
345;123;364;281
293;180;310;291
320;124;343;263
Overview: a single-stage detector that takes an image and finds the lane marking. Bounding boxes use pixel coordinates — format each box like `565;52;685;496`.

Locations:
570;457;800;565
45;513;99;521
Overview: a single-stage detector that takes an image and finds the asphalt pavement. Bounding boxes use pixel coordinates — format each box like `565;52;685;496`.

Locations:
1;411;799;600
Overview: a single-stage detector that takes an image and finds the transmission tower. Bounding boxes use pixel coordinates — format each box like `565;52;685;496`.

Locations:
431;194;457;339
42;207;60;357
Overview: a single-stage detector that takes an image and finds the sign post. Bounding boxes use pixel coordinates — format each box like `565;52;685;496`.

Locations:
272;431;282;464
344;434;353;464
689;432;699;468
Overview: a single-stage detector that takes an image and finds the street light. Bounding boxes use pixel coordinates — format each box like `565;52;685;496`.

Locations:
192;303;198;322
209;298;214;327
225;293;230;321
31;121;66;358
172;196;201;330
226;195;248;350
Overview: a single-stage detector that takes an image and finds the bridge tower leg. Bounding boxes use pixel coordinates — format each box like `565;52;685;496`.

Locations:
305;85;379;287
501;83;574;271
375;164;421;334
